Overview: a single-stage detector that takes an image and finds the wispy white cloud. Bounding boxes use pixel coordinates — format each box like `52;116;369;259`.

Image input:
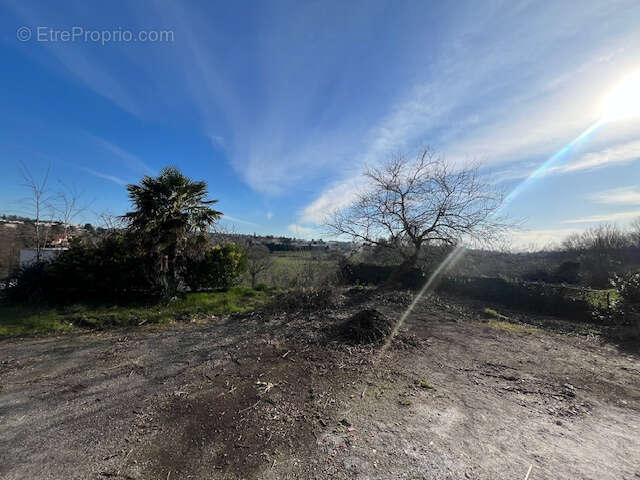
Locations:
297;2;639;224
80;167;126;186
88;135;156;176
221;214;261;227
489;135;640;184
547;139;640;175
590;186;640;206
301;174;364;224
209;134;226;151
3;1;143;117
563;210;640;224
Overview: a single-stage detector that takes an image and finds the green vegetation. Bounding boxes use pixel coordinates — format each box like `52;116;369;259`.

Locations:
483;308;509;321
0;287;275;337
488;320;538;334
414;379;436;389
4;168;247;305
579;288;619;310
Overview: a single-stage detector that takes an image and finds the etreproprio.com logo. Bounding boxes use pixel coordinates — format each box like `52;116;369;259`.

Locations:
17;26;174;45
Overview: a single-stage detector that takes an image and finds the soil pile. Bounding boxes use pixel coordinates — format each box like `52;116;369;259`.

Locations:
337;308;395;344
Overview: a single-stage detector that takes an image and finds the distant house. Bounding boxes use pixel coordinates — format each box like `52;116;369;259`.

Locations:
19;248;67;267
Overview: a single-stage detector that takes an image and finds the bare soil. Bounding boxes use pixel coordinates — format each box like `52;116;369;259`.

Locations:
1;290;639;479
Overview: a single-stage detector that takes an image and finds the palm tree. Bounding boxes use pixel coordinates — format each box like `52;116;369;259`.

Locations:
123;167;222;293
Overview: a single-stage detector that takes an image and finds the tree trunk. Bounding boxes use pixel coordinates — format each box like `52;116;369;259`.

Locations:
163;244;179;298
385;249;420;288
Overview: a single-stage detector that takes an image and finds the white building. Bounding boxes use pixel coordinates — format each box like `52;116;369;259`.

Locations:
19;248;67;267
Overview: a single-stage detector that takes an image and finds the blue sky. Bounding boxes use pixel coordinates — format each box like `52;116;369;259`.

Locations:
1;0;639;248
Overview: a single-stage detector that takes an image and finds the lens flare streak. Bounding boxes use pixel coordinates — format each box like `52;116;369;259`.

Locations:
379;118;605;359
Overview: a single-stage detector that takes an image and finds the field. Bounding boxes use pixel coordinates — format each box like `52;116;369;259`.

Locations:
258;250;339;288
1;288;638;479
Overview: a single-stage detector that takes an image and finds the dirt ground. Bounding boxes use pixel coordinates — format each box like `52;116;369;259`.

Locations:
1;290;639;480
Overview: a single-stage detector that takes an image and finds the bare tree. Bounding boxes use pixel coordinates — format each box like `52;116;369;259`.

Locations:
327;148;508;273
561;224;631;252
630;217;640;248
245;243;272;288
20;162;55;261
96;210;127;234
55;182;89;239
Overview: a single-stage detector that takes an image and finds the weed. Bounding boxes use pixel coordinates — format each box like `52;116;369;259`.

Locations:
483;308;509;321
414;379;436;389
487;320;538;334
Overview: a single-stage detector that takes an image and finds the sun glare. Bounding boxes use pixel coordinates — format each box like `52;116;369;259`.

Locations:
601;69;640;121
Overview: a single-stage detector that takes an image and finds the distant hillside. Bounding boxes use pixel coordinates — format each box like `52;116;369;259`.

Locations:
211;232;353;252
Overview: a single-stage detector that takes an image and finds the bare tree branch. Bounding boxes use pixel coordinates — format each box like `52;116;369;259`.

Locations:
326;148;511;269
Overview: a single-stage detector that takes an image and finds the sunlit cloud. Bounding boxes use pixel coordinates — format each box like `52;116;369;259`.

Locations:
548;138;640;175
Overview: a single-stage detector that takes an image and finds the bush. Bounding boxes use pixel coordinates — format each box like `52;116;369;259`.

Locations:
553;261;581;284
339;260;424;288
522;268;551;283
179;243;247;291
3;236;250;305
3;234;155;303
611;271;640;326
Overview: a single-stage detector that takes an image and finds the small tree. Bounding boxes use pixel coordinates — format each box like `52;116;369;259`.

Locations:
20;162;55;261
327;148;507;275
245;243;272;288
123;167;222;295
55;182;89;239
611;271;640;330
560;224;631;288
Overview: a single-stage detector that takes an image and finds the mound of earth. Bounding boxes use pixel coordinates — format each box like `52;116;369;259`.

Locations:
337;308;395;344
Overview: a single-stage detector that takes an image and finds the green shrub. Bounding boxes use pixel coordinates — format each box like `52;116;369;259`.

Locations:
3;234;155;303
179;243;247;291
611;271;640;325
553;261;581;284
